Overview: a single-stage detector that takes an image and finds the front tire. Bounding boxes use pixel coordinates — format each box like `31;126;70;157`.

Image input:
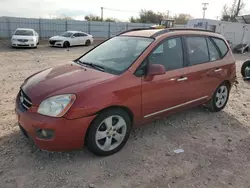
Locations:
241;60;250;79
85;40;91;46
63;41;70;48
86;109;132;156
207;82;230;112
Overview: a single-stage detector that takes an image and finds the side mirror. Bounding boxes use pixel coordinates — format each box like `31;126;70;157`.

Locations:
71;36;75;38
145;64;165;81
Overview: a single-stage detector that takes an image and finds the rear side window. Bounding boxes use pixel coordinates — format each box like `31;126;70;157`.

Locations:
206;38;220;61
73;33;80;37
79;33;87;37
186;37;209;66
212;37;229;57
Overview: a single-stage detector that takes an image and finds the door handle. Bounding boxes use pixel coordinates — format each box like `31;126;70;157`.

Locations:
177;77;188;82
214;68;222;72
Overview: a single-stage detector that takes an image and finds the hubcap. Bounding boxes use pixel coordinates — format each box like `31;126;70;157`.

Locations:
215;85;228;108
245;66;250;78
95;115;127;151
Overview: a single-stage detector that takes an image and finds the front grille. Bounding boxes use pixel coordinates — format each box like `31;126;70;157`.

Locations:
49;40;56;45
17;39;28;42
17;44;29;47
19;90;32;111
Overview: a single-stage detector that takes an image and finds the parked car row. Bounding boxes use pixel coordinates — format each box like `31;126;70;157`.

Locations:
11;28;94;48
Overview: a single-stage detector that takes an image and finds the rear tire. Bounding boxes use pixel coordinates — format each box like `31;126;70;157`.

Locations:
241;60;250;78
85;40;91;46
63;41;70;48
86;109;132;156
206;82;230;112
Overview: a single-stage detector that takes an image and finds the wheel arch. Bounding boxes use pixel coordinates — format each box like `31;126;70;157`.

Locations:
84;105;134;146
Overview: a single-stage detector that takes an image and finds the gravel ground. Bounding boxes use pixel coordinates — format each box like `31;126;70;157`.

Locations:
0;40;250;188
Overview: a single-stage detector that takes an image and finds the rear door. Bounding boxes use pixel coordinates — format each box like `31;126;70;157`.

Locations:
79;32;88;45
181;35;226;103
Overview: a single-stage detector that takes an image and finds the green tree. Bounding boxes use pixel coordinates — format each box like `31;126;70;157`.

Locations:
55;16;74;20
85;15;118;22
129;10;191;24
173;14;192;24
105;18;116;22
84;15;102;21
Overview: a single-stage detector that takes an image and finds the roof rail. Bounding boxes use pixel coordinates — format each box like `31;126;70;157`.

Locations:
150;29;170;37
168;28;215;33
117;27;153;35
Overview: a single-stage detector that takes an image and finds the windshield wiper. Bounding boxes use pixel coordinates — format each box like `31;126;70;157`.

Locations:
76;60;105;72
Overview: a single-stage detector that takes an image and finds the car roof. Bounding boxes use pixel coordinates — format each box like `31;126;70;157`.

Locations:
16;28;35;31
67;31;86;33
120;28;224;39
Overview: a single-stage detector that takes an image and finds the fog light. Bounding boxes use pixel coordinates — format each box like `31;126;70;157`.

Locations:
35;128;54;139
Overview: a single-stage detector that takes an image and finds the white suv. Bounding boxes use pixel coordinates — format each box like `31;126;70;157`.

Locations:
11;28;39;48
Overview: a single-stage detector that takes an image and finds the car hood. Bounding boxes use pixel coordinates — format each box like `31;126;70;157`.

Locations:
49;36;68;40
22;63;114;105
12;35;35;40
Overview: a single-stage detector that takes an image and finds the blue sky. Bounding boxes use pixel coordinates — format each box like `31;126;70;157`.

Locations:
0;0;249;21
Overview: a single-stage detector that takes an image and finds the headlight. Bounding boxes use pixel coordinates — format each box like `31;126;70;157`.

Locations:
12;38;17;41
29;39;34;41
37;94;76;117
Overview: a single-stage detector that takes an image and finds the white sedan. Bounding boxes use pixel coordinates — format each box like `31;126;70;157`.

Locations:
11;28;39;48
49;31;94;48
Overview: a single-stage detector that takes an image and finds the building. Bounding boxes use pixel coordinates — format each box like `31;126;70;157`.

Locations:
187;16;250;48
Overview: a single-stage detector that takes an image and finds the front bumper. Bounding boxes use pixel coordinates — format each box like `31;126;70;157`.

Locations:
15;101;96;151
49;40;64;47
12;41;36;47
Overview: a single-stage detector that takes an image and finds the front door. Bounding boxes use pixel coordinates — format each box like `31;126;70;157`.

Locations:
71;33;80;46
142;37;191;119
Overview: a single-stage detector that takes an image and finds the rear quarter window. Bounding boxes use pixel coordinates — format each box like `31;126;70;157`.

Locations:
211;37;229;57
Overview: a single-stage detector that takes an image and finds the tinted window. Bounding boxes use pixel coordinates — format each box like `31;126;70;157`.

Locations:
79;33;87;37
59;32;73;37
15;30;34;36
73;33;80;37
212;37;228;57
186;37;209;65
206;38;220;61
149;37;183;71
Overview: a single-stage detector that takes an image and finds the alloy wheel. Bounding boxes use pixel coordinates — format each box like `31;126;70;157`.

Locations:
215;85;228;108
95;115;127;151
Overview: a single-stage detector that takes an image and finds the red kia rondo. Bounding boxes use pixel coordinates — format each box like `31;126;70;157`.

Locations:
16;28;236;156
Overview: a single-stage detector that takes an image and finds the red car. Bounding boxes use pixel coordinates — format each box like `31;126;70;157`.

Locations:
16;28;236;156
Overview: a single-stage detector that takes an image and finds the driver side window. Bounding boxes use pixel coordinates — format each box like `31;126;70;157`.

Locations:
149;37;184;71
73;33;79;37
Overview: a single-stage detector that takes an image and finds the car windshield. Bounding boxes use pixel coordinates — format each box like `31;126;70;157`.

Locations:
79;36;154;75
60;32;73;37
15;30;34;36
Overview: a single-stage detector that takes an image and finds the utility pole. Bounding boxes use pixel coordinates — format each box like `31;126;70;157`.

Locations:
202;3;209;19
167;10;170;19
101;7;104;21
